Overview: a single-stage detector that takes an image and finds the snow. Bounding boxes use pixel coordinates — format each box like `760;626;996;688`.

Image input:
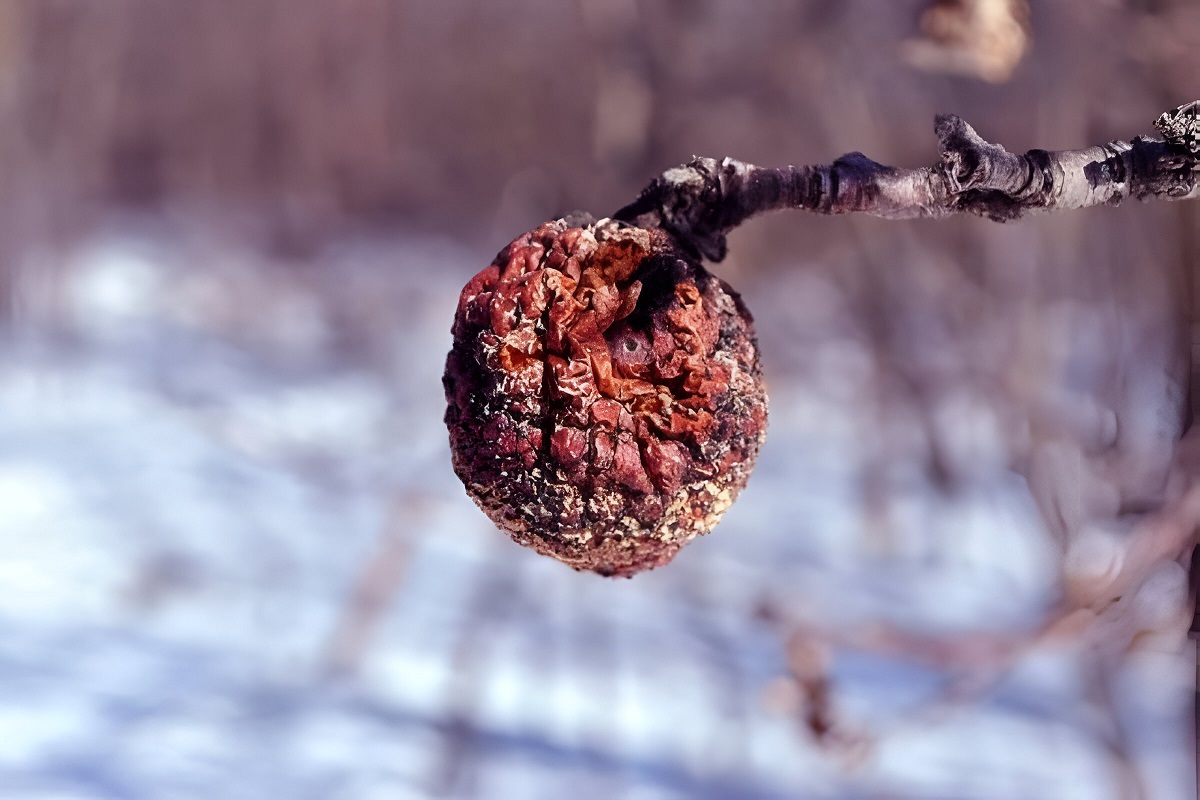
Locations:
0;226;1192;799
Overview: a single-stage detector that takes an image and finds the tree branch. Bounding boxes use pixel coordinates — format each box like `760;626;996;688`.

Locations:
613;101;1200;262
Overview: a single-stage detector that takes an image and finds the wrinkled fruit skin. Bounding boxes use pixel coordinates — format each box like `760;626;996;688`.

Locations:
444;218;767;577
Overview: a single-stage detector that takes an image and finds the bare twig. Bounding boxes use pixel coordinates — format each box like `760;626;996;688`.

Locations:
614;102;1200;261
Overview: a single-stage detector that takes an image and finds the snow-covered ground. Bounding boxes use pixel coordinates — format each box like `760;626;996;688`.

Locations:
0;225;1192;799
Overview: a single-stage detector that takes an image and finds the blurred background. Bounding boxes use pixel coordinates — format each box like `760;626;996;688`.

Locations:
1;1;1198;798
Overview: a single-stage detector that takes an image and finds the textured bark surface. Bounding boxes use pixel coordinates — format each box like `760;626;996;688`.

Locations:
615;105;1200;262
444;218;767;577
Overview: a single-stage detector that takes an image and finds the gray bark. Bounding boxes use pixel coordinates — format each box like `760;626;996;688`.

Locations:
614;104;1200;262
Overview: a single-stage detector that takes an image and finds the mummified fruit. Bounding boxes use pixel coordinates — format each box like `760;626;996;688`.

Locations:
443;217;767;577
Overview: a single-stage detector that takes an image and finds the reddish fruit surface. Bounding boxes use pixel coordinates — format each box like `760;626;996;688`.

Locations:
444;218;767;576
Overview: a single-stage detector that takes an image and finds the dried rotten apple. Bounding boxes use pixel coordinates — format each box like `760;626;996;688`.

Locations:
444;217;767;576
